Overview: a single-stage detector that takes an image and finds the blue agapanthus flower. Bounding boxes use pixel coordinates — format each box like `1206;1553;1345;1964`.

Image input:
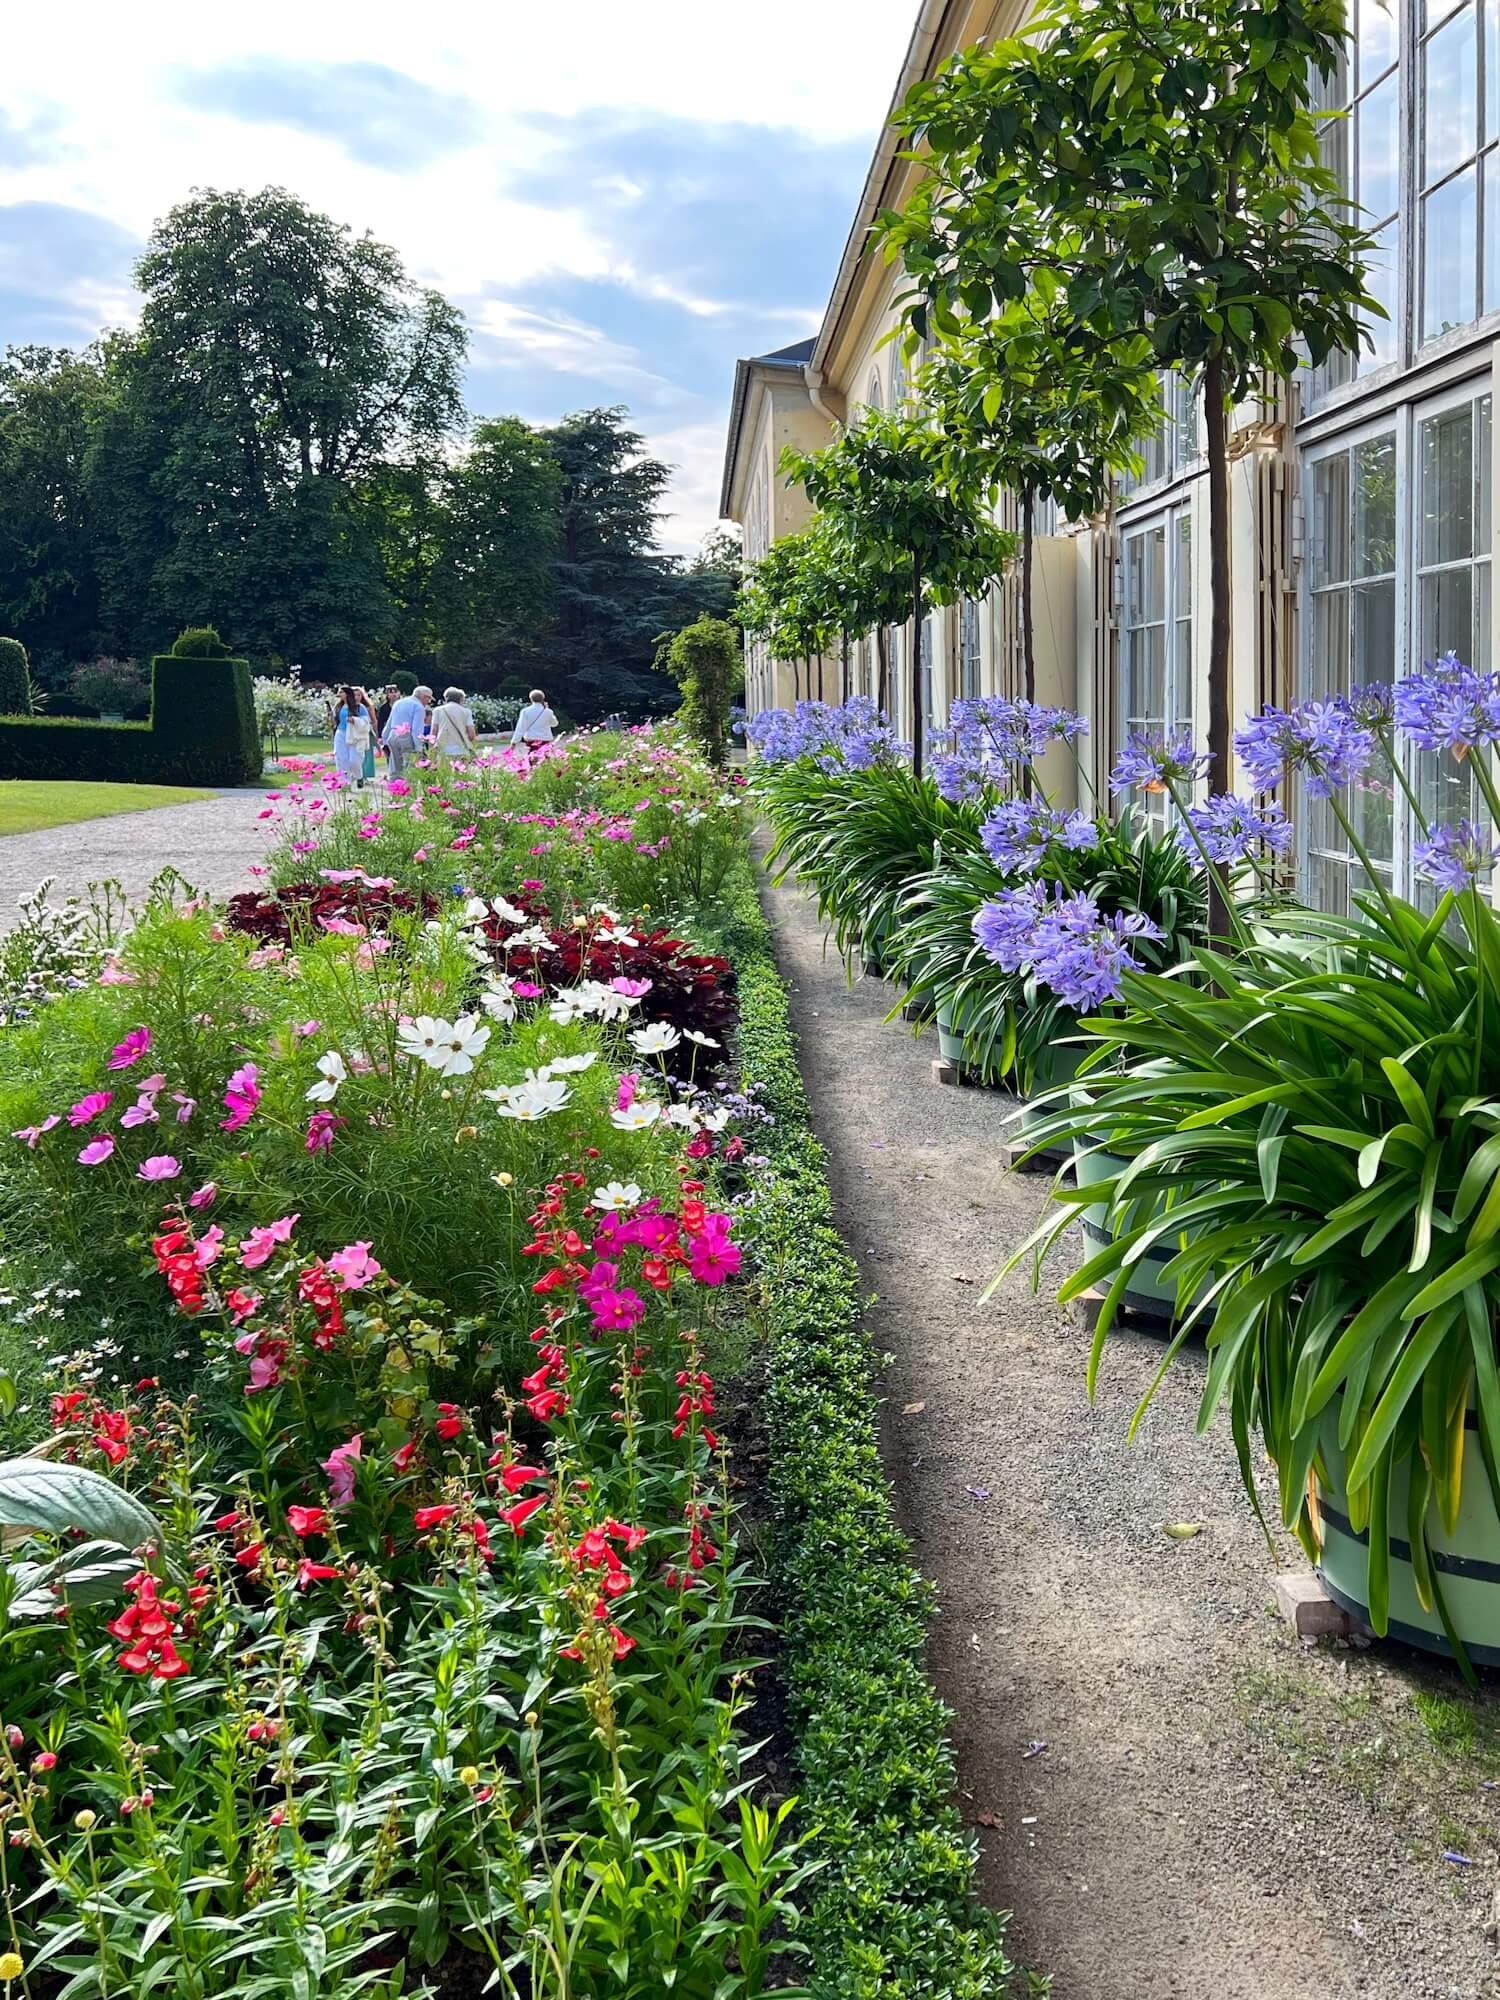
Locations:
980;799;1098;873
1393;654;1500;756
1413;819;1500;894
971;883;1047;972
1178;794;1293;866
971;884;1163;1007
1109;732;1212;796
1233;700;1375;798
743;696;906;769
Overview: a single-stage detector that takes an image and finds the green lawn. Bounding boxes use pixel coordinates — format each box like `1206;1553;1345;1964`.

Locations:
0;779;214;837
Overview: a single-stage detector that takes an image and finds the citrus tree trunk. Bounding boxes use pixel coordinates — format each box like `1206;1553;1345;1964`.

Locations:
1021;482;1037;707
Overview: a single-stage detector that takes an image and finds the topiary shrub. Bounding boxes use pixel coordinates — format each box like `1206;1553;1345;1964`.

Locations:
169;626;232;659
0;638;32;717
392;669;419;695
0;651;261;784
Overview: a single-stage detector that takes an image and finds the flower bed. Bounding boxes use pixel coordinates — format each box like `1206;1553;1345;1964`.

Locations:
0;726;825;1998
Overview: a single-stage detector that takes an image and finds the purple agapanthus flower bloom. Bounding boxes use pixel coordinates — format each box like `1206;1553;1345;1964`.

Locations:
1413;819;1500;894
972;884;1163;1007
980;799;1098;873
1233;700;1375;798
971;884;1047;971
1345;682;1396;730
744;696;907;769
1109;732;1212;796
1393;654;1500;756
1179;794;1293;866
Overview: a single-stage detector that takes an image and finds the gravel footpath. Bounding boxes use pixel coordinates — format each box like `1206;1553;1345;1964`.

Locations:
760;860;1500;2000
0;790;271;922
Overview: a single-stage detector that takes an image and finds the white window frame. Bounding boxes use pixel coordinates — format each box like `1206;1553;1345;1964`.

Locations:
1117;501;1195;836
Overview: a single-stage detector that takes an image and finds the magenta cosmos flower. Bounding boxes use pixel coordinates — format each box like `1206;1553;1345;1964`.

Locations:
78;1136;116;1167
107;1026;152;1071
137;1155;182;1182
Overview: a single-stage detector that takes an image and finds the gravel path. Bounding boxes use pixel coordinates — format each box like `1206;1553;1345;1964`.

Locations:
760;860;1500;2000
0;790;271;922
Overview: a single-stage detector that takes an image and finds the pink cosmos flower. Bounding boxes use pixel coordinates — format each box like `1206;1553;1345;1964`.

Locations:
327;1241;382;1291
513;981;543;999
68;1091;113;1128
78;1136;116;1167
239;1213;300;1271
248;1351;282;1392
688;1223;742;1287
188;1182;218;1210
97;959;137;986
323;1435;362;1510
610;977;652;998
12;1116;60;1148
305;1110;342;1154
220;1063;261;1133
294;1020;321;1039
121;1099;159;1129
173;1094;196;1123
137;1155;182;1182
318;916;366;937
107;1026;152;1070
193;1225;225;1270
615;1072;638;1113
138;1074;166;1093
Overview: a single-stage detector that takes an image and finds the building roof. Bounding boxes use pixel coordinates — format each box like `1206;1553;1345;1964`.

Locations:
719;338;817;520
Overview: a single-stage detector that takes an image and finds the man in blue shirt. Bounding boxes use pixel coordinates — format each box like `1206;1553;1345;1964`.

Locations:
382;685;431;781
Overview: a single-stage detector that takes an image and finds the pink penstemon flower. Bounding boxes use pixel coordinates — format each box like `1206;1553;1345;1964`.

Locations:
238;1213;300;1270
327;1241;382;1291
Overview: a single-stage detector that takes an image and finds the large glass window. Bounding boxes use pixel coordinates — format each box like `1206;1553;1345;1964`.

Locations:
920;615;935;734
1118;371;1199;498
1311;3;1400;396
1417;388;1493;848
1304;432;1399;908
1421;0;1500;341
1118;507;1193;833
958;598;982;700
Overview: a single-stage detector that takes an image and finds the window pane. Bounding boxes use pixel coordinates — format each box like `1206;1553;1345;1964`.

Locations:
1487;148;1500;312
1359;71;1400;222
1421;564;1475;660
1426;4;1479;184
1491;0;1500;140
1364;220;1401;366
1360;0;1399;77
1354;435;1398;575
1425;168;1480;336
1312;586;1351;702
1479;395;1493;550
1312;453;1351;588
1422;405;1476;562
1352;576;1398;688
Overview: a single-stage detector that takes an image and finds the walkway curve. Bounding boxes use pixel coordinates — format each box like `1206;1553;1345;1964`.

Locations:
760;861;1499;2000
0;789;272;922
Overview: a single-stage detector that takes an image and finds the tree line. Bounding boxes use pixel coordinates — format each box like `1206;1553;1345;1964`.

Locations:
0;187;738;714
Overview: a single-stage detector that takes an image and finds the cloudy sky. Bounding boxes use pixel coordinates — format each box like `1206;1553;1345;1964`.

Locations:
0;1;917;551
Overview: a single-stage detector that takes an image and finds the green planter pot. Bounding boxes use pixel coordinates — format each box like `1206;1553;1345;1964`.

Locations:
935;993;968;1065
1315;1409;1500;1666
1016;1042;1080;1150
1071;1136;1193;1323
859;913;891;981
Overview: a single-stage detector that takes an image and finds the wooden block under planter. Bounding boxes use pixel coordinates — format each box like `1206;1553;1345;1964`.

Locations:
999;1135;1071;1176
932;1056;987;1089
1065;1283;1177;1333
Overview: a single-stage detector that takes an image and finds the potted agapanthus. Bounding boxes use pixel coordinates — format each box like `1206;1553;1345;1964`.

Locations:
1015;659;1500;1672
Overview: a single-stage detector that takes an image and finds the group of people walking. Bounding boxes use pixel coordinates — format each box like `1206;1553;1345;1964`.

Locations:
327;684;559;786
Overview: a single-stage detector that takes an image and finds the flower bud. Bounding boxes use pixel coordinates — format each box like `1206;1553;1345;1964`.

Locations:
459;1765;480;1787
73;1809;97;1832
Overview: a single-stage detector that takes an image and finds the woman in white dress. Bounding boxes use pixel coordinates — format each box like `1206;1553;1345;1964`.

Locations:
333;684;376;786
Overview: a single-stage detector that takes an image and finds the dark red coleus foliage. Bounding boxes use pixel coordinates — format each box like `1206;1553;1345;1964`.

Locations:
225;883;441;943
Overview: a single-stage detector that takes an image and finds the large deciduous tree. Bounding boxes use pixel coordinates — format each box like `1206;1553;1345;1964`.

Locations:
101;185;467;671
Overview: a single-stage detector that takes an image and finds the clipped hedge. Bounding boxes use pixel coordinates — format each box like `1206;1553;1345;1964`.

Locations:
0;637;30;716
723;868;1015;1999
0;653;260;786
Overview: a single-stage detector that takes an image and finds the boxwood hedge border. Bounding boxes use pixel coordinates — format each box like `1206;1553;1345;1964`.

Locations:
721;866;1016;1999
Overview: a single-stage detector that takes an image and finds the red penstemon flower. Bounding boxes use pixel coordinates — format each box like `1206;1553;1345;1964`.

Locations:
109;1571;189;1680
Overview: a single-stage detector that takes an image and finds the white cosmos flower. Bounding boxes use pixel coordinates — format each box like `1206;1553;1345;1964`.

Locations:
494;1078;572;1121
598;925;639;947
548;990;590;1026
491;896;528;926
593;1180;643;1211
545;1051;598;1075
629;1022;682;1055
683;1030;720;1049
697;1107;731;1133
459;897;492;926
507;925;555;953
430;1014;490;1076
611;1101;662;1131
480;979;517;1023
305;1050;347;1103
663;1103;697;1129
589;903;622;922
396;1016;445;1063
